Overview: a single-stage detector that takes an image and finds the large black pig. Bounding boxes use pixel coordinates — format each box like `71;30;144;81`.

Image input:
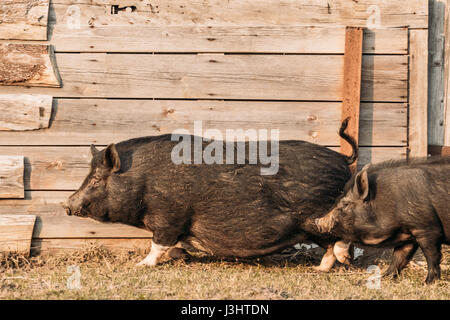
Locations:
315;157;450;283
62;122;357;269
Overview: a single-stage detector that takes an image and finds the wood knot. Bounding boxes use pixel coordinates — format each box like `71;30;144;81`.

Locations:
162;108;175;116
46;161;64;170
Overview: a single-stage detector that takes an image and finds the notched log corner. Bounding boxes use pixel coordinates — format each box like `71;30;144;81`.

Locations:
0;215;36;256
0;155;25;199
0;0;50;40
0;44;61;87
0;94;53;131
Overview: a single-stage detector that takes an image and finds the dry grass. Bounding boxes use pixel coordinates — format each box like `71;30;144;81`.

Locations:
0;244;448;300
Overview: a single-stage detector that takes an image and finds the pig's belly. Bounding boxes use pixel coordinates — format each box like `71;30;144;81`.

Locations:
181;231;309;258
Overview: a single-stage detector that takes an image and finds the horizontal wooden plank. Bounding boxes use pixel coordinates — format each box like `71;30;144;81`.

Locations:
31;238;150;255
0;54;408;101
0;156;24;198
32;216;153;239
47;25;408;54
0;44;60;87
0;147;406;192
0;0;49;40
0;100;407;146
0;214;36;255
0;94;52;131
0;191;73;216
49;0;428;29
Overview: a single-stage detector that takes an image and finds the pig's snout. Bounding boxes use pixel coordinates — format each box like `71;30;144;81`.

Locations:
61;201;72;215
61;194;82;216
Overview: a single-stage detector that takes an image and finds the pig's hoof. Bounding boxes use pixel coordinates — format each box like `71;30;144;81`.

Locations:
167;247;190;261
382;268;398;279
136;260;157;267
338;256;352;265
425;274;439;284
313;265;331;273
334;251;352;264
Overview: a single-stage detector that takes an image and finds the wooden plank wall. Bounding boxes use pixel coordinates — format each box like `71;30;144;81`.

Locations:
0;0;428;254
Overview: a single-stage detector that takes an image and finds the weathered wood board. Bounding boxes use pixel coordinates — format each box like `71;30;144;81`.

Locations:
0;191;73;216
0;214;36;256
445;0;450;147
0;147;407;192
341;27;363;172
0;54;407;101
32;216;153;239
409;30;429;157
428;0;447;146
0;156;24;199
0;0;49;40
47;25;408;54
0;100;407;146
0;44;60;87
31;238;151;255
0;94;52;131
49;0;428;29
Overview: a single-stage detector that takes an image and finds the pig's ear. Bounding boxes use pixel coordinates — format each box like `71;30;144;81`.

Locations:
353;170;370;201
103;144;121;172
90;144;100;156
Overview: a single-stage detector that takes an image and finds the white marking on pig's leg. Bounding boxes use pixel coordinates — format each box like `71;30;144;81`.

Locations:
136;241;170;267
334;241;353;265
313;245;336;272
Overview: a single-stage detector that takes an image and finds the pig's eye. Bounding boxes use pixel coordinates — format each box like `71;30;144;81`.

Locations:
88;178;101;187
340;201;351;210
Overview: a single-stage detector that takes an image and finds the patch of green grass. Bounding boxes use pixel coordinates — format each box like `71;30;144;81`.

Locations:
0;245;448;300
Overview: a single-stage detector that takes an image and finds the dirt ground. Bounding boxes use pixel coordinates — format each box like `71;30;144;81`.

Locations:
0;244;449;300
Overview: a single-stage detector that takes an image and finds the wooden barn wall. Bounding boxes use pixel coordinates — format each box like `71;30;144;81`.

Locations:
0;0;429;254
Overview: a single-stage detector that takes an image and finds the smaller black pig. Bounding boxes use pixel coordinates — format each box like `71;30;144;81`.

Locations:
315;157;450;283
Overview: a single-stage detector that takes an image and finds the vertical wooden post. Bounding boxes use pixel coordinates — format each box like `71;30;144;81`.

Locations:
428;0;446;147
341;27;363;173
409;30;429;158
444;0;450;148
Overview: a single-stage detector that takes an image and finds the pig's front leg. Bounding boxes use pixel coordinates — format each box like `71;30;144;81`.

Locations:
138;212;187;267
313;244;336;272
136;241;170;267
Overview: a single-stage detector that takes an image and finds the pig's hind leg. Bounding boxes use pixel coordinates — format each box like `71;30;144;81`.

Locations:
167;246;190;261
416;237;442;283
383;242;418;278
